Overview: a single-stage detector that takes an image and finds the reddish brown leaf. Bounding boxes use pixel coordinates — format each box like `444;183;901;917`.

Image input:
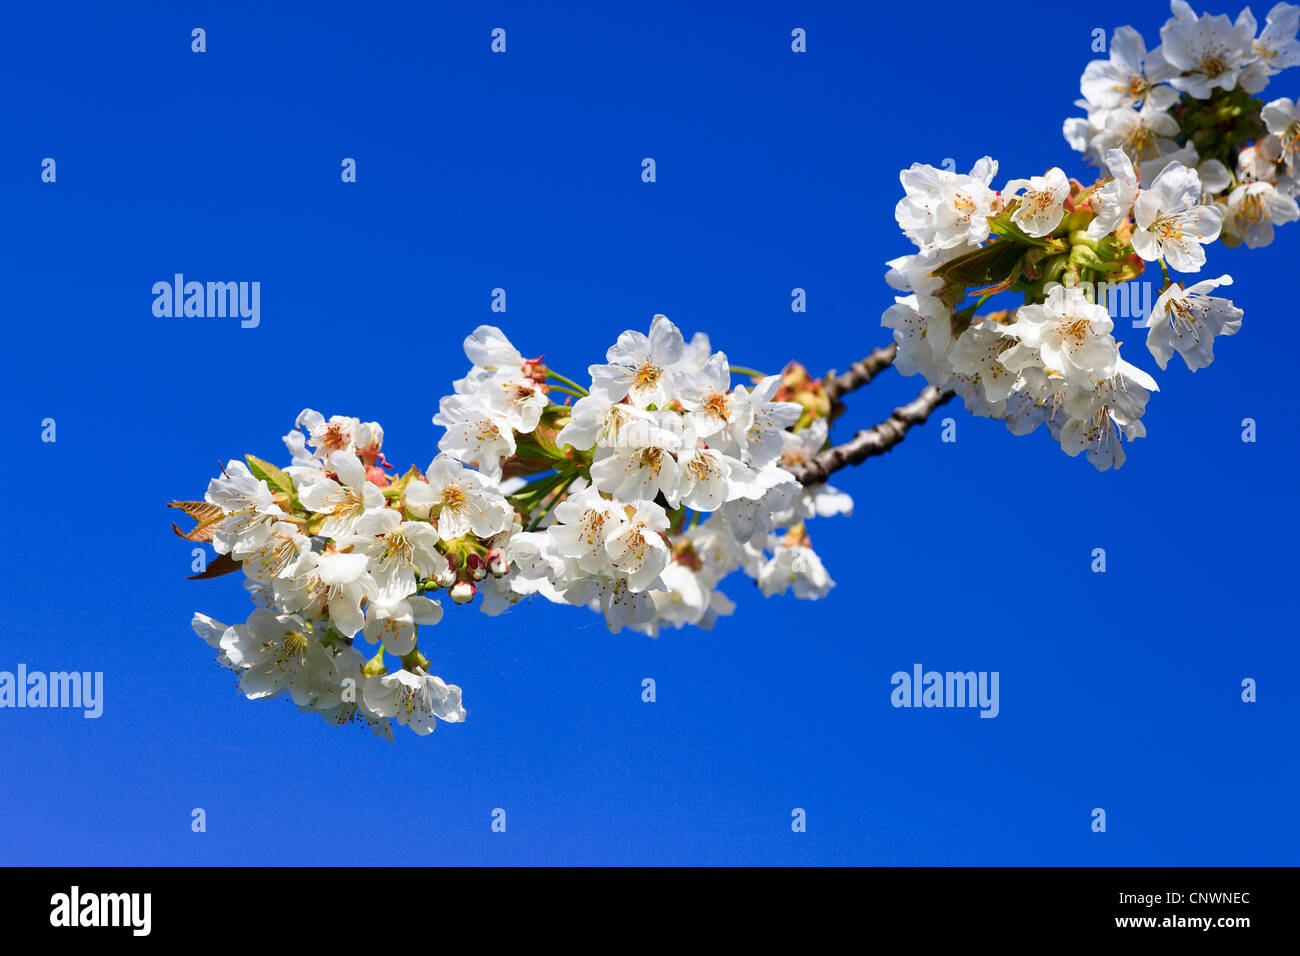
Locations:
187;553;242;580
168;500;225;543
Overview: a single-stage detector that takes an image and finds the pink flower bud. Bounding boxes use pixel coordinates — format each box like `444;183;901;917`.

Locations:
365;465;390;488
466;553;488;581
486;548;509;578
450;580;476;605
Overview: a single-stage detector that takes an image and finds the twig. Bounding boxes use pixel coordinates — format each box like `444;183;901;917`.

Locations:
788;385;955;485
823;343;899;406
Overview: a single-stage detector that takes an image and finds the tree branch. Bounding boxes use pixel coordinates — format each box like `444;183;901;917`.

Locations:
789;385;956;485
824;343;898;407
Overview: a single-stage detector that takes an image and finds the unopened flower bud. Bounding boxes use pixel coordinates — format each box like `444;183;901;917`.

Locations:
486;548;509;578
466;553;488;581
450;580;476;605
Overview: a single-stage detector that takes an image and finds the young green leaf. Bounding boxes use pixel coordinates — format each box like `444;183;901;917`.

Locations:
245;454;294;495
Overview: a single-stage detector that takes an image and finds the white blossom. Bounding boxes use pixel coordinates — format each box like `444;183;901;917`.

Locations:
588;314;685;408
1131;162;1223;271
363;668;465;736
1145;275;1243;370
1004;167;1072;237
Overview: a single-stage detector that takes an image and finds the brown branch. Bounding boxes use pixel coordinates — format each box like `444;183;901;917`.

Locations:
789;385;956;485
824;343;898;407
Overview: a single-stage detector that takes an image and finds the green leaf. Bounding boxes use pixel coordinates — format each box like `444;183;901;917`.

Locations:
513;437;567;461
930;240;1028;290
245;454;294;495
1068;243;1108;270
533;423;568;459
988;207;1058;248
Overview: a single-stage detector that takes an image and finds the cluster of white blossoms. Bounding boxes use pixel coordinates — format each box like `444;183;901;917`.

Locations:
884;1;1297;470
1065;1;1300;227
501;315;850;636
176;319;851;738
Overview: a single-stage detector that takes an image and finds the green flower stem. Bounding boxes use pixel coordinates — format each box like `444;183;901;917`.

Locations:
401;649;430;671
362;646;387;678
510;470;570;506
729;365;767;379
546;372;589;396
528;473;579;530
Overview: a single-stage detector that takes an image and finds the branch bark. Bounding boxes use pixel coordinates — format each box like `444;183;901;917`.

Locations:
824;343;898;407
789;385;956;485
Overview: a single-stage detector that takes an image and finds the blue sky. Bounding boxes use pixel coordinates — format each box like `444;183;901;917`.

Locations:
1;0;1296;865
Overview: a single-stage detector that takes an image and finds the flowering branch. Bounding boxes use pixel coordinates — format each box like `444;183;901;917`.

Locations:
168;0;1300;740
788;385;955;485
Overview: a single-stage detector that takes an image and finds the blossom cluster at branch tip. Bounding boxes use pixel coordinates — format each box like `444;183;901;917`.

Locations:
884;1;1298;470
182;319;852;738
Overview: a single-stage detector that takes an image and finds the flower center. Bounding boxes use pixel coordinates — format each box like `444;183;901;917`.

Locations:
633;363;662;392
703;390;730;420
688;453;719;480
952;192;976;220
380;532;413;570
1059;318;1091;343
634;447;664;474
441;485;468;511
269;631;308;666
579;510;606;547
1199;49;1229;77
1238;191;1266;225
1122;124;1158;161
322;423;349;451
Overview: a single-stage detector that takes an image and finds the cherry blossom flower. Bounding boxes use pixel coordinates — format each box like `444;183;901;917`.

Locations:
434;392;517;479
343;507;446;604
588;314;685;408
1131;162;1223;271
1087;149;1142;239
1222;180;1300;247
1081;25;1177;110
296;452;385;539
204;460;285;555
603;500;671;592
894;156;1000;251
1002;285;1119;385
1145;275;1244;370
362;668;465;736
1159;1;1259;99
1004;168;1072;237
404;455;512;540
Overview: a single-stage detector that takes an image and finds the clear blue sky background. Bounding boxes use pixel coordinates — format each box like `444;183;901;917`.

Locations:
1;0;1295;865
